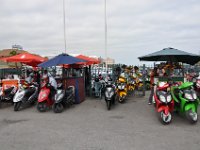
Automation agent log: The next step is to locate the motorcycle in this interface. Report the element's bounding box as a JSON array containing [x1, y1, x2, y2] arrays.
[[154, 82, 174, 124], [0, 84, 18, 107], [171, 82, 199, 124], [135, 77, 144, 91], [53, 83, 75, 113], [104, 81, 115, 110], [37, 80, 54, 112], [116, 77, 127, 103], [13, 82, 38, 111]]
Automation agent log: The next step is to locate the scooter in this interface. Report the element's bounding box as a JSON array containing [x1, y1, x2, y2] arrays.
[[154, 82, 174, 124], [171, 82, 199, 124], [0, 84, 18, 107], [13, 82, 38, 111], [127, 79, 135, 96], [116, 77, 127, 103], [37, 80, 54, 112], [52, 83, 75, 113], [104, 81, 115, 110], [193, 75, 200, 98]]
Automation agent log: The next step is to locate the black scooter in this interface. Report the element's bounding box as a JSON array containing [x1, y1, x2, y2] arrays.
[[0, 85, 18, 107]]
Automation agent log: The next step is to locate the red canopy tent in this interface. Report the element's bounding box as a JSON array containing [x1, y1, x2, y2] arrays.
[[76, 54, 100, 65], [1, 53, 47, 67]]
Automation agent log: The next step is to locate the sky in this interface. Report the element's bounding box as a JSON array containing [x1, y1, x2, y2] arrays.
[[0, 0, 200, 65]]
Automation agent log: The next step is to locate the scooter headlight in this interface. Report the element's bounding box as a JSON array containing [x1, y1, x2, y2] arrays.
[[41, 93, 47, 99], [167, 95, 172, 102], [118, 85, 125, 90], [55, 93, 64, 101], [185, 93, 193, 100], [159, 95, 166, 103]]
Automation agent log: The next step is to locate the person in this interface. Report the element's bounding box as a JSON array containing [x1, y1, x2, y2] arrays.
[[43, 69, 48, 79], [157, 65, 165, 77], [34, 70, 41, 89], [25, 72, 34, 84], [98, 74, 103, 80], [42, 71, 57, 100], [148, 67, 158, 105]]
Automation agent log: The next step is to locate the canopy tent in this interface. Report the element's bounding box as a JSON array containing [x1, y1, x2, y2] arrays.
[[38, 53, 86, 68], [138, 47, 200, 65], [1, 53, 46, 67], [76, 55, 100, 65]]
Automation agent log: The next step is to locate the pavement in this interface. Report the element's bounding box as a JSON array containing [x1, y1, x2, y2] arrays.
[[0, 92, 200, 150]]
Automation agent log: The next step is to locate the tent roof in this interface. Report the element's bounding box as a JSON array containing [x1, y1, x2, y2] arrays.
[[38, 53, 86, 68], [138, 47, 200, 65], [76, 54, 100, 65]]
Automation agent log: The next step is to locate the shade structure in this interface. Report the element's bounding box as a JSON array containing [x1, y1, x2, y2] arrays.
[[76, 54, 100, 65], [38, 53, 86, 68], [1, 53, 46, 67], [138, 47, 200, 65]]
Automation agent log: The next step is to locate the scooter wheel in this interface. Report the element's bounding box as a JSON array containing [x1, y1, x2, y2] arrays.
[[159, 111, 172, 125], [37, 102, 47, 112], [186, 110, 198, 124], [106, 101, 111, 110], [118, 96, 125, 103], [53, 103, 64, 113], [14, 102, 22, 111]]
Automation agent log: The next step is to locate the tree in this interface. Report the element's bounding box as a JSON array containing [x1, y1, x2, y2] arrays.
[[9, 50, 17, 56]]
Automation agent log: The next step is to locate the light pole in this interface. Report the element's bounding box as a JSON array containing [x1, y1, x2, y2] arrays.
[[63, 0, 67, 53], [104, 0, 108, 74]]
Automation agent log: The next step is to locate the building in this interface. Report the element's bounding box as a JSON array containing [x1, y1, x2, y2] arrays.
[[100, 57, 115, 65]]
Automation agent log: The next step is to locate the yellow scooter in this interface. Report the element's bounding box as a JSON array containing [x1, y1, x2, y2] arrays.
[[116, 77, 127, 103]]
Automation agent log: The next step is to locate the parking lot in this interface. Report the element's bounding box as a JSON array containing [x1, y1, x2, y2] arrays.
[[0, 92, 200, 150]]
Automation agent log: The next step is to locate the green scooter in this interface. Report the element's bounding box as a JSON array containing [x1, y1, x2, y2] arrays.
[[171, 82, 199, 124]]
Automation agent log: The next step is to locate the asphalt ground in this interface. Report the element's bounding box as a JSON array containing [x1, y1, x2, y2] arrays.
[[0, 91, 200, 150]]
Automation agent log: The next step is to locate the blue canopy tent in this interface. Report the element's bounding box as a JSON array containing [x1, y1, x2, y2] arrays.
[[38, 53, 86, 67]]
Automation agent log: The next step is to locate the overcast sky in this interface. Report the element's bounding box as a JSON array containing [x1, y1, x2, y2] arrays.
[[0, 0, 200, 65]]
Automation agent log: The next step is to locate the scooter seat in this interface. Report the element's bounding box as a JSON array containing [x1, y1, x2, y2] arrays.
[[25, 88, 36, 97]]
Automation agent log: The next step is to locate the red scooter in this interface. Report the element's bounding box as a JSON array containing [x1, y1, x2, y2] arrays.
[[37, 80, 54, 112], [193, 75, 200, 98], [153, 82, 174, 124]]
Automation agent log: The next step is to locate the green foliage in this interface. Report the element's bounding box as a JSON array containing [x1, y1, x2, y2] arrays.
[[10, 50, 17, 56]]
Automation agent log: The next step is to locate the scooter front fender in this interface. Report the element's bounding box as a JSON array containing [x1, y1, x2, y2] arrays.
[[158, 105, 169, 115], [119, 91, 127, 97], [185, 103, 196, 113], [38, 89, 50, 103], [13, 90, 25, 103]]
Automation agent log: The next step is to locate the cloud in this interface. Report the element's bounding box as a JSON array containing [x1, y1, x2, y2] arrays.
[[0, 0, 200, 65]]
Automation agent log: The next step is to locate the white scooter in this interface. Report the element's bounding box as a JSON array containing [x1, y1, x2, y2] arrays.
[[13, 82, 38, 111]]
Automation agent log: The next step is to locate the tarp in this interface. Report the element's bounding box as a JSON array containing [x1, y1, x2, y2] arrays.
[[138, 47, 200, 65], [38, 53, 86, 68], [76, 54, 100, 65]]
